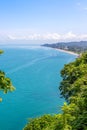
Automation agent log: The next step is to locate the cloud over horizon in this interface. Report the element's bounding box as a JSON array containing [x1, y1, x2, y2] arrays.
[[0, 31, 87, 44]]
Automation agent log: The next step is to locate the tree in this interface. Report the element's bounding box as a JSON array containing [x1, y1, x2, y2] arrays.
[[0, 50, 15, 102], [23, 52, 87, 130], [59, 52, 87, 129], [59, 52, 87, 101]]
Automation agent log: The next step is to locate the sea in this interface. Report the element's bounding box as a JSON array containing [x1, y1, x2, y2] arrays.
[[0, 45, 76, 130]]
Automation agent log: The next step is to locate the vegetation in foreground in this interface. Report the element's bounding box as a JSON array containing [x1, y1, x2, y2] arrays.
[[0, 50, 15, 102], [23, 52, 87, 130]]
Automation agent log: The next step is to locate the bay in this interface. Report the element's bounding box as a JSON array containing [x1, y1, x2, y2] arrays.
[[0, 45, 76, 130]]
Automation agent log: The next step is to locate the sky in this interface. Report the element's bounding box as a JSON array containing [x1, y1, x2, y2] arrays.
[[0, 0, 87, 44]]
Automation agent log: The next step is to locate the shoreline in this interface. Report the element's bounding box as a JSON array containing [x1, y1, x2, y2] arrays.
[[54, 48, 79, 56], [42, 45, 79, 56]]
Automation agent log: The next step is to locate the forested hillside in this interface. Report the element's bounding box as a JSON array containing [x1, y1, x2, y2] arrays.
[[23, 52, 87, 130], [42, 41, 87, 53]]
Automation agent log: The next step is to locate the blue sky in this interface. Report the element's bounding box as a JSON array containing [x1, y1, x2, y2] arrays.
[[0, 0, 87, 44]]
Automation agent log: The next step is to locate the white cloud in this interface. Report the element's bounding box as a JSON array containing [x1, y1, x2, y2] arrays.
[[78, 34, 87, 40], [1, 32, 87, 43], [7, 33, 61, 41], [42, 33, 61, 40], [62, 32, 76, 40], [7, 32, 76, 41]]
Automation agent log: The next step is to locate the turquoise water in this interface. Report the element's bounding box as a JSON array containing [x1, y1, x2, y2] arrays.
[[0, 45, 76, 130]]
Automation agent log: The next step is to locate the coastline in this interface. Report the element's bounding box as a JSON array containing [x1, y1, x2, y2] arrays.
[[42, 45, 79, 56], [55, 48, 79, 56]]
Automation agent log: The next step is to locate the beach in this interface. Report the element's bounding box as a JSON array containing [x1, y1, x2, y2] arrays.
[[55, 48, 79, 56]]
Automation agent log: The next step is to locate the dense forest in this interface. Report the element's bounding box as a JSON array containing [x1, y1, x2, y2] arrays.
[[42, 41, 87, 53], [23, 52, 87, 130]]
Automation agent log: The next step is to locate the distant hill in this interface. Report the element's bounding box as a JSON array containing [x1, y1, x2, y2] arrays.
[[42, 41, 87, 53]]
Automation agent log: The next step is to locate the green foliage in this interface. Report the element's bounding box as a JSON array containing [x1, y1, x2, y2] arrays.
[[23, 52, 87, 130], [0, 50, 4, 54], [60, 52, 87, 101], [0, 50, 15, 102], [23, 115, 58, 130], [0, 70, 15, 93]]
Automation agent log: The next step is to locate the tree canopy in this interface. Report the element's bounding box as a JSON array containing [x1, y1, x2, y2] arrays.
[[23, 52, 87, 130], [0, 50, 15, 102]]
